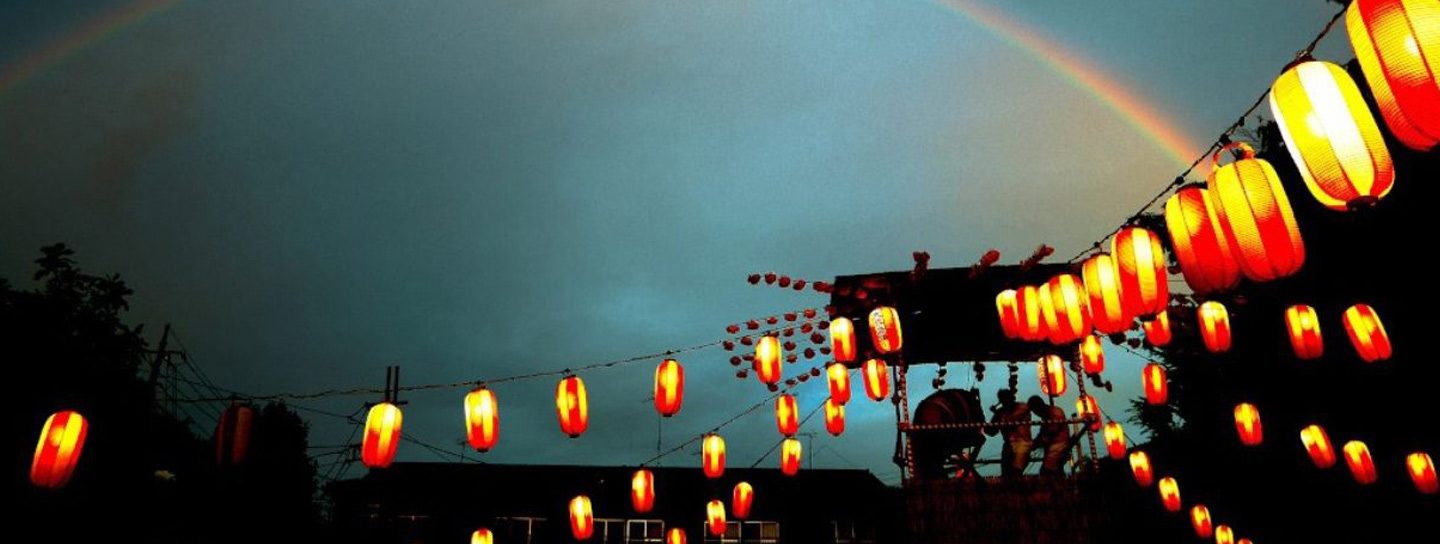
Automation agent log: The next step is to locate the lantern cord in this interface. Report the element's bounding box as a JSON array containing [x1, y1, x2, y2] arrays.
[[748, 394, 829, 468], [639, 365, 823, 467], [1066, 5, 1347, 264]]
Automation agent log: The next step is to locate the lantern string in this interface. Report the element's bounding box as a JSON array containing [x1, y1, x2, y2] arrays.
[[639, 364, 824, 467], [1066, 5, 1348, 264], [748, 393, 829, 468]]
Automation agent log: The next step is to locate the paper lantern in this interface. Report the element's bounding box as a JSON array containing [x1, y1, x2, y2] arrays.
[[1038, 355, 1067, 396], [632, 469, 655, 513], [1301, 424, 1338, 468], [1015, 285, 1048, 341], [1237, 539, 1253, 544], [996, 290, 1021, 339], [707, 499, 727, 537], [362, 402, 403, 469], [471, 528, 493, 544], [1344, 440, 1378, 484], [703, 434, 726, 479], [1112, 227, 1169, 318], [1343, 304, 1392, 363], [570, 495, 594, 540], [1130, 451, 1154, 487], [1191, 504, 1214, 539], [1207, 142, 1305, 281], [1165, 186, 1240, 294], [1285, 305, 1325, 360], [825, 399, 846, 436], [1082, 254, 1133, 334], [666, 528, 687, 544], [831, 317, 857, 362], [869, 306, 903, 353], [827, 363, 852, 405], [755, 336, 783, 384], [1079, 335, 1105, 375], [1040, 274, 1092, 344], [1407, 452, 1438, 494], [1143, 311, 1173, 347], [1216, 525, 1235, 544], [732, 482, 754, 519], [30, 410, 88, 489], [1272, 60, 1395, 209], [1143, 363, 1168, 405], [1348, 0, 1440, 151], [1198, 301, 1232, 353], [862, 358, 890, 401], [465, 387, 499, 452], [1234, 403, 1263, 446], [654, 359, 684, 417], [775, 394, 799, 437], [1104, 422, 1127, 460], [1075, 395, 1101, 432], [781, 438, 802, 476], [556, 376, 589, 438], [216, 403, 254, 468], [1158, 476, 1182, 512]]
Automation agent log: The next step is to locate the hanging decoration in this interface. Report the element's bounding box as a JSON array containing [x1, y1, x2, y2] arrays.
[[1191, 504, 1214, 539], [830, 317, 857, 362], [556, 376, 589, 438], [1082, 253, 1133, 334], [1271, 59, 1395, 209], [775, 394, 799, 437], [868, 306, 903, 353], [827, 363, 852, 405], [1342, 304, 1393, 363], [570, 495, 594, 540], [1079, 335, 1105, 375], [862, 359, 890, 401], [1075, 395, 1101, 431], [1301, 424, 1338, 469], [1143, 363, 1168, 405], [1216, 525, 1236, 544], [1165, 186, 1241, 294], [755, 336, 784, 385], [1130, 451, 1155, 487], [1285, 304, 1325, 360], [465, 387, 500, 452], [1198, 301, 1233, 353], [362, 403, 403, 469], [654, 359, 684, 417], [1347, 0, 1440, 151], [471, 529, 493, 544], [1234, 403, 1263, 446], [666, 528, 687, 544], [1015, 285, 1048, 341], [1344, 440, 1378, 484], [29, 410, 88, 489], [1112, 227, 1169, 319], [703, 434, 726, 479], [1207, 142, 1305, 281], [707, 500, 727, 537], [1040, 274, 1092, 344], [1158, 476, 1182, 512], [632, 469, 655, 513], [996, 289, 1021, 339], [1038, 355, 1068, 396], [825, 399, 846, 436], [781, 438, 802, 476], [1143, 311, 1173, 347], [732, 482, 754, 520], [1104, 422, 1127, 460], [1407, 452, 1438, 494], [216, 403, 254, 468]]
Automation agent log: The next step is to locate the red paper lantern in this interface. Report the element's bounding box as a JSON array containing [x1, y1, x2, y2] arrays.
[[1207, 142, 1305, 281], [775, 394, 799, 437], [1216, 525, 1235, 544], [1079, 335, 1105, 375], [1075, 395, 1100, 432], [362, 402, 403, 469], [465, 387, 499, 452], [703, 434, 726, 479], [1342, 304, 1392, 363], [1301, 424, 1338, 469], [1344, 440, 1378, 484], [666, 528, 687, 544], [732, 482, 754, 520], [1082, 253, 1133, 334], [1272, 58, 1396, 207], [827, 363, 852, 405], [471, 528, 493, 544], [1165, 186, 1240, 294], [862, 358, 890, 401], [1347, 0, 1440, 151], [29, 410, 88, 489], [1158, 476, 1182, 512], [781, 438, 802, 476], [869, 306, 903, 353], [632, 469, 655, 513], [1143, 364, 1168, 405], [1191, 504, 1214, 539], [1198, 301, 1232, 353], [1234, 403, 1263, 446], [831, 318, 857, 362], [996, 289, 1021, 339], [825, 399, 846, 436], [1104, 422, 1127, 460], [755, 336, 784, 384], [1015, 285, 1048, 341], [1285, 305, 1325, 360], [1040, 274, 1092, 344], [707, 499, 727, 536], [1038, 355, 1067, 396], [570, 495, 594, 540], [1130, 451, 1154, 487], [556, 376, 589, 438], [216, 403, 254, 468], [1407, 452, 1438, 494], [1143, 311, 1172, 347], [1112, 227, 1169, 319], [654, 359, 684, 417]]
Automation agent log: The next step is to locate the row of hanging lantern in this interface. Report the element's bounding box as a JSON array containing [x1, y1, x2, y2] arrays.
[[1119, 449, 1265, 542], [567, 477, 758, 540]]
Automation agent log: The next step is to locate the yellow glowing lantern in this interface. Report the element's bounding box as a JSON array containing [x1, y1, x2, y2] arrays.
[[707, 499, 727, 536], [1166, 186, 1240, 294], [30, 410, 88, 489], [831, 317, 857, 362], [1040, 274, 1092, 344], [1234, 403, 1263, 446], [1301, 424, 1338, 468], [465, 387, 499, 452], [1344, 440, 1378, 484], [1082, 254, 1133, 334], [996, 289, 1021, 339], [862, 358, 890, 401], [1285, 305, 1324, 360], [1143, 363, 1168, 405], [1158, 476, 1182, 512], [1216, 525, 1235, 544], [732, 481, 754, 519], [1038, 355, 1067, 396], [755, 336, 783, 385], [1104, 422, 1127, 460], [654, 359, 684, 417], [775, 394, 799, 437], [703, 434, 726, 479], [1015, 285, 1048, 341], [1191, 504, 1213, 539], [471, 528, 493, 544], [1348, 0, 1440, 151], [1343, 304, 1392, 363], [827, 363, 852, 405], [1112, 227, 1169, 319], [1143, 311, 1172, 347], [1075, 395, 1101, 432], [1207, 142, 1305, 281], [666, 528, 687, 544], [825, 399, 846, 436], [1198, 301, 1232, 353], [1407, 452, 1437, 494], [1079, 335, 1105, 375], [1130, 451, 1154, 487], [570, 495, 594, 540], [869, 306, 903, 353], [632, 469, 655, 513], [362, 402, 403, 469], [781, 438, 802, 476], [556, 376, 589, 438], [1272, 60, 1395, 209]]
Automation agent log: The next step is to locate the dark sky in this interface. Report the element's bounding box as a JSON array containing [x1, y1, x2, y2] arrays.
[[0, 0, 1352, 484]]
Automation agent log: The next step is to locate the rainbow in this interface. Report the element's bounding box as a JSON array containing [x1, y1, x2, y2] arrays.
[[932, 0, 1202, 166], [0, 0, 185, 98]]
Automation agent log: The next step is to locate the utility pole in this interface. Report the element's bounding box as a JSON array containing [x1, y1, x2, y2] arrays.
[[147, 323, 172, 392]]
